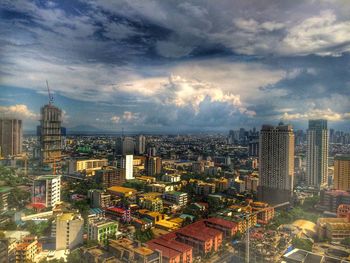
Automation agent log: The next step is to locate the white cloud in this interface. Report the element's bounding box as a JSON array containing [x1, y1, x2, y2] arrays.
[[281, 108, 350, 121], [282, 10, 350, 55], [0, 104, 38, 120]]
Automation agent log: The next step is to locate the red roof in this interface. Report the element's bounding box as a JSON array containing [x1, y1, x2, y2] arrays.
[[147, 241, 181, 260], [205, 217, 237, 229], [106, 207, 125, 213], [30, 203, 46, 209]]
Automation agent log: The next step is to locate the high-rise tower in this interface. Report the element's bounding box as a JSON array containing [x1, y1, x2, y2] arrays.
[[135, 135, 146, 155], [306, 119, 328, 188], [0, 119, 22, 157], [38, 104, 62, 170], [258, 123, 294, 205]]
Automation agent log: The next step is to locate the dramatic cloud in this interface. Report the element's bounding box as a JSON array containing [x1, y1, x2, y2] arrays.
[[0, 0, 349, 131], [282, 108, 350, 121], [0, 104, 38, 120]]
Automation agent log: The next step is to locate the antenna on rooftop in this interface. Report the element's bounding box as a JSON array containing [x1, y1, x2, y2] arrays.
[[46, 80, 54, 105]]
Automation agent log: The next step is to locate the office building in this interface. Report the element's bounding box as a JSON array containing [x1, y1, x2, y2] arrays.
[[38, 104, 62, 170], [135, 135, 146, 155], [145, 156, 162, 176], [53, 212, 84, 250], [116, 136, 134, 155], [88, 218, 118, 244], [333, 155, 350, 191], [306, 119, 329, 188], [95, 166, 126, 188], [119, 155, 134, 180], [258, 124, 294, 205], [32, 175, 61, 208], [0, 119, 22, 157]]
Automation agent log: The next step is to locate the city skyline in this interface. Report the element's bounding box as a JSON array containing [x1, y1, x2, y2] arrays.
[[1, 1, 350, 132]]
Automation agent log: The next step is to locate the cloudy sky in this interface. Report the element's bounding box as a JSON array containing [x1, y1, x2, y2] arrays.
[[1, 0, 350, 132]]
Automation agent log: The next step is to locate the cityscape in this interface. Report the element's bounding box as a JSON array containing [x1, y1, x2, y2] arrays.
[[1, 1, 350, 263]]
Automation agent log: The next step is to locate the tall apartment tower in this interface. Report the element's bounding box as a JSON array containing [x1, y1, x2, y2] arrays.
[[135, 135, 146, 155], [119, 155, 134, 180], [0, 119, 22, 157], [306, 119, 328, 188], [116, 136, 134, 155], [333, 155, 350, 191], [145, 156, 162, 176], [258, 123, 294, 205], [38, 104, 62, 169]]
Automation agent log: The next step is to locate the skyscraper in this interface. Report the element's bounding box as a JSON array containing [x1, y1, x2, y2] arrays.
[[38, 104, 62, 170], [135, 135, 146, 155], [258, 123, 294, 205], [333, 155, 350, 191], [115, 136, 134, 155], [0, 119, 22, 157], [306, 119, 328, 188], [145, 156, 162, 176], [119, 155, 134, 180]]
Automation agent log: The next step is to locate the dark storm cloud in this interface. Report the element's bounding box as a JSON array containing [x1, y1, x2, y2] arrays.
[[0, 0, 349, 131]]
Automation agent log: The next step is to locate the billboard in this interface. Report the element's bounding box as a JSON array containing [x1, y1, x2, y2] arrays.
[[33, 179, 47, 206]]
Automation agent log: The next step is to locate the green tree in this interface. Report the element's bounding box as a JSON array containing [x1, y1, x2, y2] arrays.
[[341, 237, 350, 247], [292, 237, 313, 251], [66, 250, 83, 263]]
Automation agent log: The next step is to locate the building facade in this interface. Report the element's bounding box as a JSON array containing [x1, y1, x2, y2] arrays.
[[38, 104, 62, 170], [333, 155, 350, 191], [0, 119, 22, 157], [53, 212, 84, 250], [258, 124, 294, 205], [32, 175, 61, 208], [306, 119, 328, 188]]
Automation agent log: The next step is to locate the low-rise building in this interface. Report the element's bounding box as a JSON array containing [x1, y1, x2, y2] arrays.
[[68, 158, 108, 176], [162, 191, 188, 207], [15, 236, 41, 263], [317, 216, 350, 241], [0, 186, 13, 211], [88, 218, 118, 244], [109, 238, 162, 263], [88, 189, 112, 208], [250, 202, 275, 225], [107, 186, 137, 198], [162, 174, 181, 183], [95, 166, 126, 188]]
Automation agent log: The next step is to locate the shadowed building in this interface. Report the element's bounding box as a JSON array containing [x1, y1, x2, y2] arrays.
[[258, 123, 294, 205], [0, 119, 22, 157]]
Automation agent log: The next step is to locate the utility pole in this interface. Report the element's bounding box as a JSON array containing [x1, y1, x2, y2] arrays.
[[244, 201, 290, 263]]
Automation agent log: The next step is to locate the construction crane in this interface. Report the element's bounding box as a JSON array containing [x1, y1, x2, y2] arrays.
[[242, 201, 290, 263], [46, 80, 54, 105]]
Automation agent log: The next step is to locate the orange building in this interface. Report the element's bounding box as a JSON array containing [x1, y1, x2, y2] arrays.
[[251, 202, 275, 225], [337, 204, 350, 218]]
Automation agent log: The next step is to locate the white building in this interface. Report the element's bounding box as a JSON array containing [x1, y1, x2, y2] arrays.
[[307, 119, 328, 188], [162, 191, 188, 206], [162, 174, 181, 182], [120, 155, 134, 180], [53, 212, 84, 250], [32, 175, 61, 207]]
